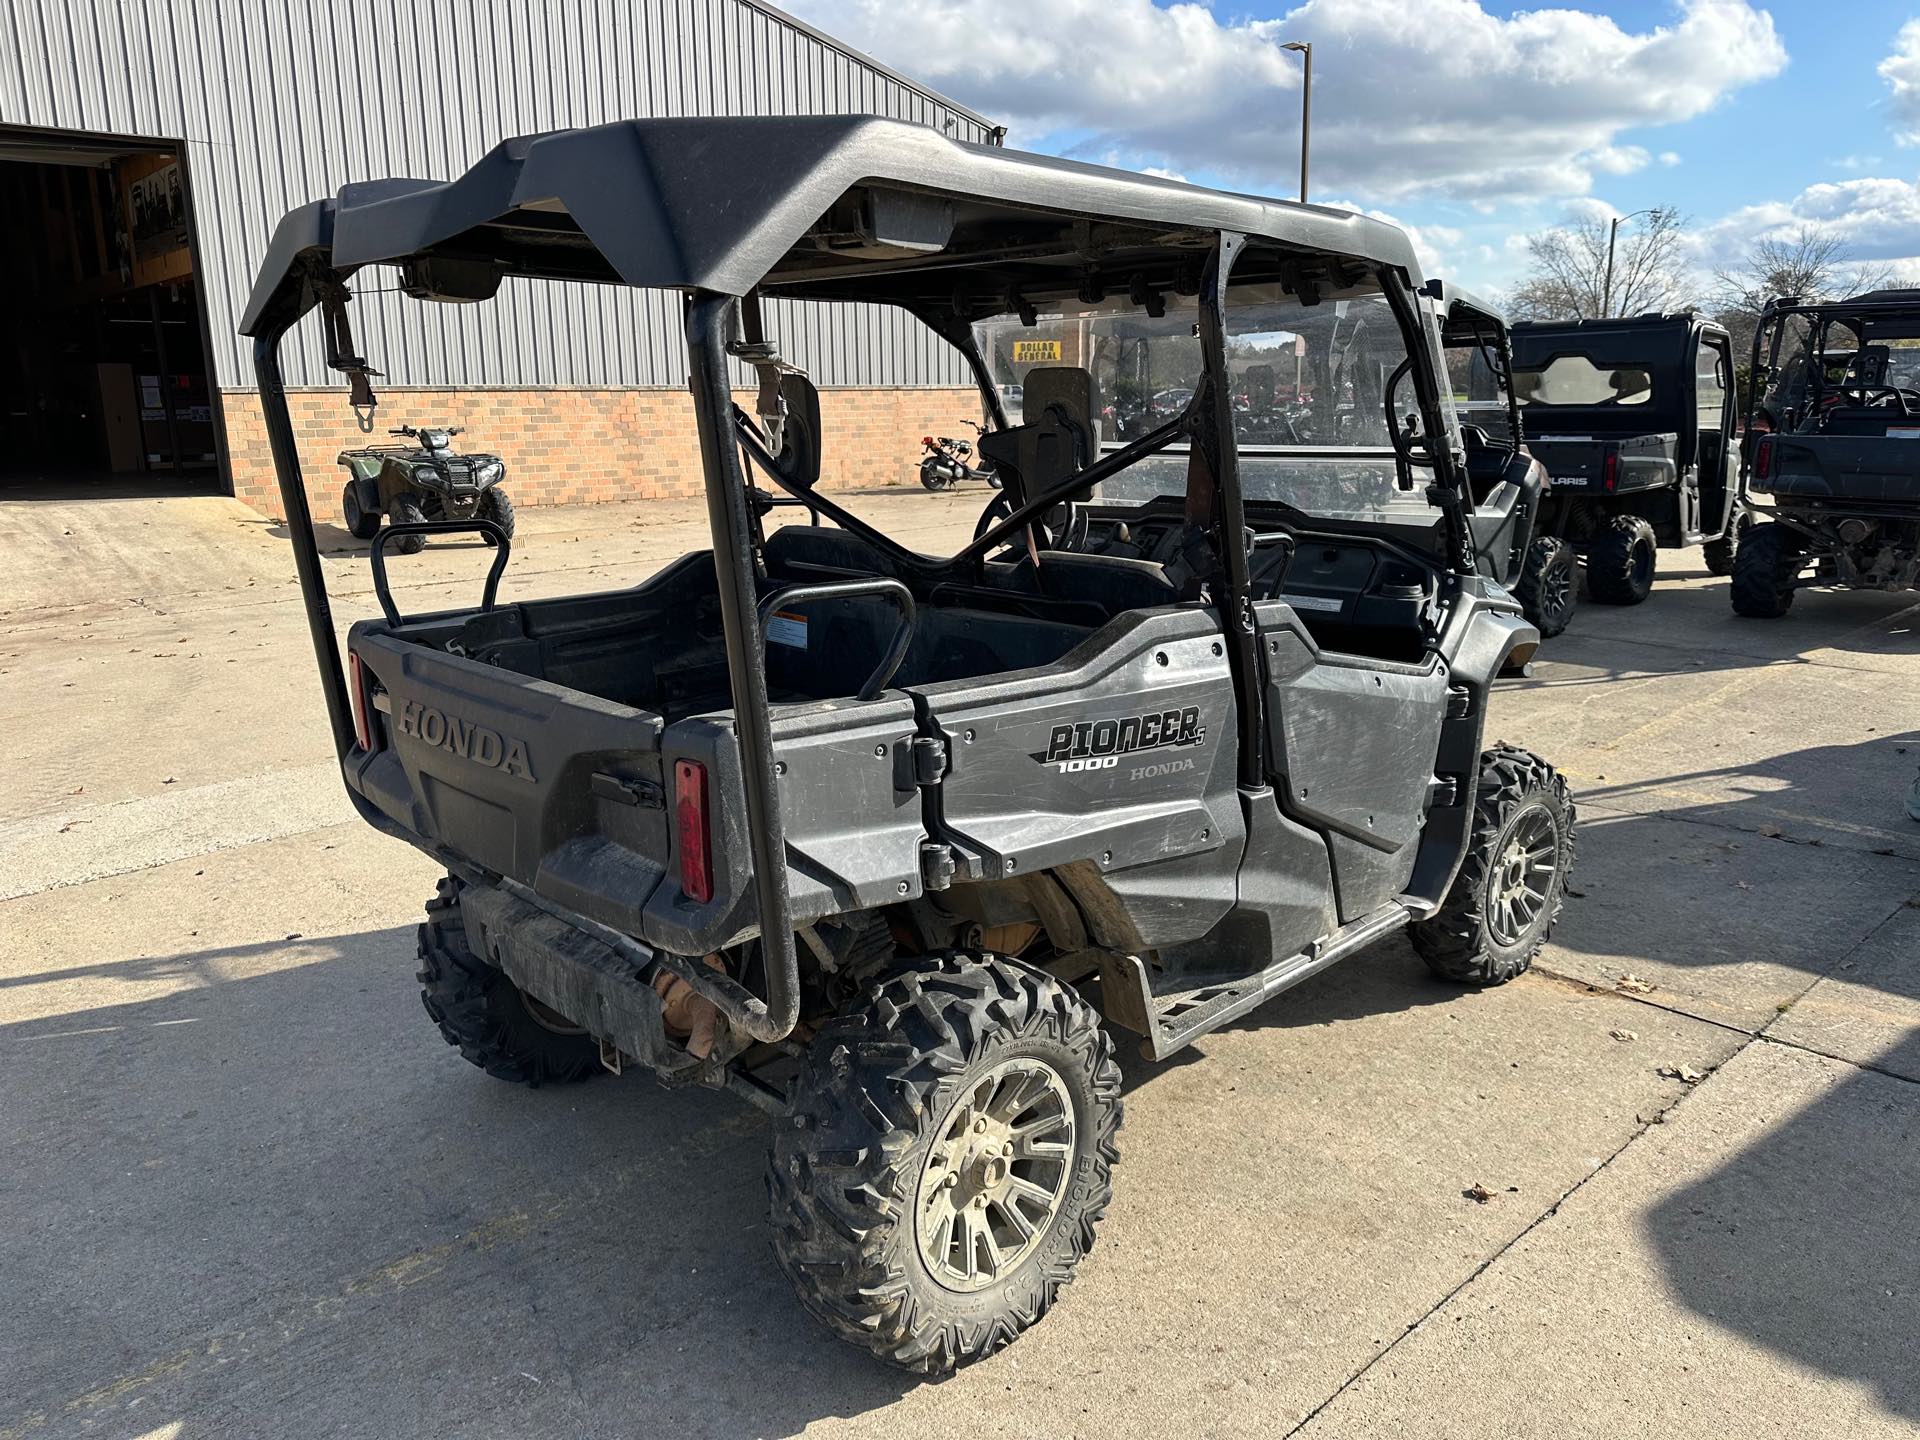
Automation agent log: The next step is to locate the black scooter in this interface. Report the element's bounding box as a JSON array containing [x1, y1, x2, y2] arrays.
[[918, 421, 1001, 491]]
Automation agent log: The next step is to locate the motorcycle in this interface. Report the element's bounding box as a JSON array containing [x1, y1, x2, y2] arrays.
[[918, 421, 1002, 491], [336, 424, 514, 554]]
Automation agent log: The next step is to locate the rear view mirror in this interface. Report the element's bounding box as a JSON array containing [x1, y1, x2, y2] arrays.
[[400, 257, 503, 304]]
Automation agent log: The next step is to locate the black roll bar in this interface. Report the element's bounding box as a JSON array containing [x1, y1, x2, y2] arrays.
[[686, 292, 801, 1044], [254, 329, 356, 761], [757, 578, 916, 701], [368, 519, 511, 627]]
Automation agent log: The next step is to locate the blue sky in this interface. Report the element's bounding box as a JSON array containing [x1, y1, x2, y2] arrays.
[[789, 1, 1920, 296]]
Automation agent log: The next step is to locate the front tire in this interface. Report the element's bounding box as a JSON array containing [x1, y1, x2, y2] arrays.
[[480, 486, 516, 542], [1514, 535, 1577, 638], [388, 494, 428, 555], [1702, 509, 1751, 577], [416, 877, 601, 1085], [1585, 514, 1657, 605], [769, 953, 1122, 1374], [1730, 521, 1801, 618], [1410, 747, 1576, 986]]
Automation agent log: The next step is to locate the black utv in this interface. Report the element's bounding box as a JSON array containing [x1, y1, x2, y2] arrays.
[[243, 116, 1576, 1373], [1428, 282, 1571, 637], [1511, 312, 1745, 603], [1733, 289, 1920, 616]]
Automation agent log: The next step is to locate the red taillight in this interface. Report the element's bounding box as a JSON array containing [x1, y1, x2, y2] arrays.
[[921, 435, 934, 446], [675, 758, 712, 903], [1601, 450, 1619, 492], [1754, 436, 1775, 480], [348, 651, 373, 751]]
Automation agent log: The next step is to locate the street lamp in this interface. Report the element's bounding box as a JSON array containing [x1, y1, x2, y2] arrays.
[[1601, 207, 1657, 319], [1281, 41, 1311, 204]]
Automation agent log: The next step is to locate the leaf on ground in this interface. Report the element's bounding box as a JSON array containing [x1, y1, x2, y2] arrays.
[[1616, 974, 1656, 995], [1463, 1183, 1494, 1204], [1735, 880, 1751, 890], [1759, 825, 1782, 838], [1609, 1028, 1638, 1042], [1658, 1063, 1706, 1084], [1564, 885, 1588, 899]]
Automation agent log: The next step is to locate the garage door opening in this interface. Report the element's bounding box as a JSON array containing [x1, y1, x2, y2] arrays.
[[0, 126, 223, 498]]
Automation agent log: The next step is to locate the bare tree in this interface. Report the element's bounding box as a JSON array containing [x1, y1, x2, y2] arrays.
[[1711, 226, 1898, 356], [1507, 206, 1694, 321]]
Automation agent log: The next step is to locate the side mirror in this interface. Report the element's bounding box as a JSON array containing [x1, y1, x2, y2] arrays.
[[771, 374, 822, 490]]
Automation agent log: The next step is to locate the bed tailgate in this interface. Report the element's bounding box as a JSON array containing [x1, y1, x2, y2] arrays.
[[345, 631, 672, 927]]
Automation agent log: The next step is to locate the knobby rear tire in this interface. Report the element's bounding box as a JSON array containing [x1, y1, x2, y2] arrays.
[[1585, 514, 1657, 605], [1730, 521, 1801, 618], [416, 877, 601, 1086], [768, 952, 1121, 1374]]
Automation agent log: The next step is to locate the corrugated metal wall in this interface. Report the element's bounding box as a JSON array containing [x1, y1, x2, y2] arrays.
[[0, 0, 989, 390]]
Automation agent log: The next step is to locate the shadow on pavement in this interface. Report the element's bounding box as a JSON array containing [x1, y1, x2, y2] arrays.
[[0, 916, 1498, 1438], [1647, 1031, 1920, 1425]]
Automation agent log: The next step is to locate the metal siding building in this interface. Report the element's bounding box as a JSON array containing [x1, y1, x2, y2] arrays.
[[0, 0, 991, 398]]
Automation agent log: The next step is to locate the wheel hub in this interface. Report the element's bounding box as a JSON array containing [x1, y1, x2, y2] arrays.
[[915, 1057, 1075, 1292], [1486, 804, 1559, 947]]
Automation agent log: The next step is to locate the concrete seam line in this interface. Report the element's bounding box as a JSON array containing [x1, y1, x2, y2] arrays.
[[1280, 897, 1920, 1437], [1278, 1036, 1749, 1439], [1754, 1031, 1920, 1089], [1744, 894, 1920, 1087], [1531, 965, 1760, 1039]]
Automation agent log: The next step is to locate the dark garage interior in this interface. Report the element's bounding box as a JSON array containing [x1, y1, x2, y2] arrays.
[[0, 126, 221, 496]]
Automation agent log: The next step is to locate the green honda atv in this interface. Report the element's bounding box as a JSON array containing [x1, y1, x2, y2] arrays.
[[336, 423, 514, 553]]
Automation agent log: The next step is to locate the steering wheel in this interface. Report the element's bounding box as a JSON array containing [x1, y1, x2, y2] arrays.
[[1828, 385, 1917, 416], [973, 494, 1091, 558]]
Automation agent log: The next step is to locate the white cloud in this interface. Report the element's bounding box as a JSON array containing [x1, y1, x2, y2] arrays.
[[1692, 174, 1920, 271], [788, 0, 1785, 205], [1882, 20, 1920, 146], [1659, 151, 1684, 166]]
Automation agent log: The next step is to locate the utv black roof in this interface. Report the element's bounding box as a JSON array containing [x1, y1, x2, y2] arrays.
[[1513, 311, 1724, 336], [1423, 279, 1507, 344], [241, 114, 1424, 335]]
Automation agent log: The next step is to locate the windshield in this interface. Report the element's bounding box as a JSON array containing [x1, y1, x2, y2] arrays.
[[973, 278, 1437, 520], [1513, 354, 1652, 408]]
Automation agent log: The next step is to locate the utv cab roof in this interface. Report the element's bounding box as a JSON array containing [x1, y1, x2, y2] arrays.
[[241, 114, 1425, 335], [1423, 280, 1508, 345]]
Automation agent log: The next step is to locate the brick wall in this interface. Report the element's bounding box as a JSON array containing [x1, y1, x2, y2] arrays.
[[221, 386, 987, 520]]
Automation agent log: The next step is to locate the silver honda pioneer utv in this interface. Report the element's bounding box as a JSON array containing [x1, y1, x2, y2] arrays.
[[243, 116, 1576, 1374]]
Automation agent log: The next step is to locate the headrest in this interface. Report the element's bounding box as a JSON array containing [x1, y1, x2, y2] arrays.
[[1023, 366, 1095, 446]]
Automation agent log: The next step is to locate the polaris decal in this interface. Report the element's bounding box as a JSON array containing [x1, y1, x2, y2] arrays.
[[1034, 707, 1206, 774], [396, 699, 536, 781]]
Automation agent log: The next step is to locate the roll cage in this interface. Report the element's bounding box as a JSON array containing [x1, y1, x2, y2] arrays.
[[243, 114, 1475, 1048], [1744, 288, 1920, 442]]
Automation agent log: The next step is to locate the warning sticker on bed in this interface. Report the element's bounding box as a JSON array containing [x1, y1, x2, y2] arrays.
[[1282, 592, 1345, 614], [766, 611, 809, 648]]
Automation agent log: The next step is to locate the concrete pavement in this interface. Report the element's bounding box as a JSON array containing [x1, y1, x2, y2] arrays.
[[2, 493, 1916, 1438]]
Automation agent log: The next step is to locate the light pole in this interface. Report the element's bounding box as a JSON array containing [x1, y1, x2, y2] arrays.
[[1601, 207, 1656, 319], [1282, 41, 1311, 203]]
